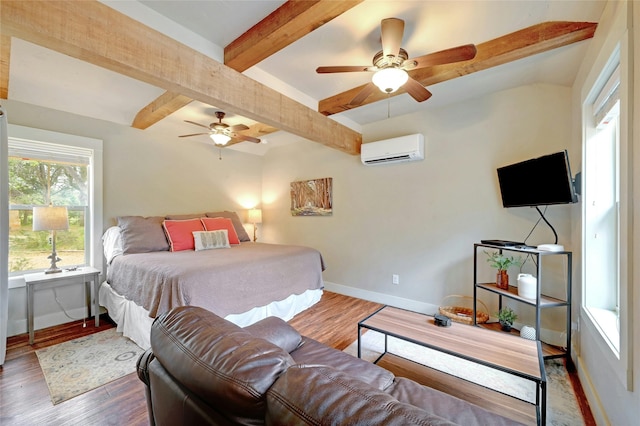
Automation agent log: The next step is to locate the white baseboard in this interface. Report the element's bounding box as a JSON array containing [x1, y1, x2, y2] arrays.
[[323, 281, 439, 314], [574, 351, 608, 425], [8, 307, 89, 337]]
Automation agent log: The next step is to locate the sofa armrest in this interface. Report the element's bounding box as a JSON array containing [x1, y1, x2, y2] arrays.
[[151, 306, 294, 424], [243, 316, 302, 353], [136, 349, 157, 426]]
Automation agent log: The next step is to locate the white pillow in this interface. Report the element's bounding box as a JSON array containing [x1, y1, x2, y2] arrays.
[[102, 226, 124, 264], [192, 230, 230, 251]]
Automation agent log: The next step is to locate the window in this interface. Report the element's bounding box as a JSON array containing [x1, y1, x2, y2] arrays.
[[584, 73, 620, 352], [582, 41, 633, 392], [7, 125, 103, 278]]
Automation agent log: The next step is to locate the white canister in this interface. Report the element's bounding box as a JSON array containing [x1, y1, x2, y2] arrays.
[[517, 273, 538, 299], [520, 325, 537, 340]]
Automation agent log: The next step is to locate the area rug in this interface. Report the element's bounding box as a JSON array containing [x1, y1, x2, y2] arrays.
[[344, 330, 585, 426], [35, 329, 144, 405]]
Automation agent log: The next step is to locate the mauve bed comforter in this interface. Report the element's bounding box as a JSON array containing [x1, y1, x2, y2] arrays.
[[107, 242, 325, 318]]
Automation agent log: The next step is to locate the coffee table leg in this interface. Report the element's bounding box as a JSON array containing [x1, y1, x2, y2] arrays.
[[357, 326, 362, 358], [541, 380, 547, 425]]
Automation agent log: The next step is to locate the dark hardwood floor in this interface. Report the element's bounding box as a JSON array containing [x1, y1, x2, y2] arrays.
[[1, 291, 593, 425]]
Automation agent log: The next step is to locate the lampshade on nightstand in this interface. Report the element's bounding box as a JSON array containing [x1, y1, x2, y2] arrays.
[[248, 208, 262, 242], [33, 205, 69, 274]]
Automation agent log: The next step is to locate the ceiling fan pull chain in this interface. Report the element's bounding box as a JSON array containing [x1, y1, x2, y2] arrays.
[[218, 148, 222, 160], [387, 94, 391, 119]]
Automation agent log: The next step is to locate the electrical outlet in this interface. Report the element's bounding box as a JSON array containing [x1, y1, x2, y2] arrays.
[[392, 274, 400, 285]]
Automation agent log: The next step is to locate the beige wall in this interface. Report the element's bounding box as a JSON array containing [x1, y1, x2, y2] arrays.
[[262, 83, 573, 327]]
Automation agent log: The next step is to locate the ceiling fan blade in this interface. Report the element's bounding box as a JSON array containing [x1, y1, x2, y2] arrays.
[[184, 120, 212, 130], [348, 82, 377, 106], [381, 18, 404, 59], [406, 44, 477, 70], [316, 65, 375, 74], [179, 132, 210, 138], [404, 77, 432, 102], [228, 123, 250, 132]]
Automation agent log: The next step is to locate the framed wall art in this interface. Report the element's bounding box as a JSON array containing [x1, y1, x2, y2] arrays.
[[290, 177, 332, 216]]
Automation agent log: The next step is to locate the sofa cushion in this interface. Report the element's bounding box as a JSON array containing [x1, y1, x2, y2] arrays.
[[289, 337, 394, 391], [243, 316, 302, 353], [151, 306, 294, 425], [265, 365, 458, 426], [387, 377, 522, 426]]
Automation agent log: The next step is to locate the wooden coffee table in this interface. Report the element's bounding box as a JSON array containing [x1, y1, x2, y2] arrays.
[[358, 305, 546, 425]]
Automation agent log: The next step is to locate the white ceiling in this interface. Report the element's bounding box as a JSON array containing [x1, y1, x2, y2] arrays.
[[7, 0, 607, 155]]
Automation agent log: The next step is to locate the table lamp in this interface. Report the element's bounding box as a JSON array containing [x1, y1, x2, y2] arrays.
[[32, 205, 69, 274], [248, 208, 262, 242]]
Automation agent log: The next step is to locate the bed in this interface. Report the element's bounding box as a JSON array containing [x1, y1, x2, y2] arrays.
[[99, 211, 324, 349]]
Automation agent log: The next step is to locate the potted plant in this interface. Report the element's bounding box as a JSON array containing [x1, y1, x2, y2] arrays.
[[484, 250, 523, 290], [497, 307, 518, 332]]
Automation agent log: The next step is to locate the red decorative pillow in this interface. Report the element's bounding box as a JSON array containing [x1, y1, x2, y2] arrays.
[[163, 219, 204, 251], [200, 217, 240, 245]]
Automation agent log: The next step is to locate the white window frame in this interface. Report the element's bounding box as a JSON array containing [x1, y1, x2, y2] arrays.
[[580, 34, 633, 390], [7, 125, 103, 289]]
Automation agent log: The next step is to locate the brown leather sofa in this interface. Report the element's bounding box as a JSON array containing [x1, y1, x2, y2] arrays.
[[137, 306, 522, 425]]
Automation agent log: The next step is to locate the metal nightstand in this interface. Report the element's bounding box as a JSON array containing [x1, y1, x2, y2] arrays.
[[24, 266, 101, 344]]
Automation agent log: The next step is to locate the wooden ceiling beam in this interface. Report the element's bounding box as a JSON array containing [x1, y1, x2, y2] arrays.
[[132, 91, 192, 130], [0, 0, 361, 154], [133, 0, 362, 138], [318, 21, 598, 116], [240, 122, 279, 140], [1, 35, 10, 99], [225, 0, 363, 73]]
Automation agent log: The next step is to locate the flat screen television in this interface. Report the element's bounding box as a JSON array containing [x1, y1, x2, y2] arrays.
[[496, 150, 578, 208]]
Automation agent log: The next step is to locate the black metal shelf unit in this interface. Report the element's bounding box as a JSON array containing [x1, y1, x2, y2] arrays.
[[473, 243, 572, 362]]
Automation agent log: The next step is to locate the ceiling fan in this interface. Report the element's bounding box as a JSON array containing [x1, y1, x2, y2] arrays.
[[316, 18, 477, 106], [179, 111, 260, 146]]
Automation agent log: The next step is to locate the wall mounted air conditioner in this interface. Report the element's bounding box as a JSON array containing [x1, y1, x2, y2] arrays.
[[361, 134, 424, 165]]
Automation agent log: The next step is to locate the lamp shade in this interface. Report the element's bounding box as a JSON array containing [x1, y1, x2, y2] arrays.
[[210, 133, 231, 145], [372, 67, 408, 94], [33, 206, 69, 231], [248, 208, 262, 224]]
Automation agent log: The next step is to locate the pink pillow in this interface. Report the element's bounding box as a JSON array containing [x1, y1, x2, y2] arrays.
[[200, 217, 240, 245], [163, 219, 204, 251]]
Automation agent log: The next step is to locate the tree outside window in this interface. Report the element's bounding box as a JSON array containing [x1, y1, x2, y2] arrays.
[[8, 157, 88, 273]]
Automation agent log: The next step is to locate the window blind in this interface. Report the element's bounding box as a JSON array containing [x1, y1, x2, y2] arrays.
[[8, 138, 92, 165], [592, 63, 620, 129]]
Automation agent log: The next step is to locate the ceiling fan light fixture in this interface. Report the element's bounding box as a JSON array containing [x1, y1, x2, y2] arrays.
[[210, 133, 231, 145], [372, 67, 408, 94]]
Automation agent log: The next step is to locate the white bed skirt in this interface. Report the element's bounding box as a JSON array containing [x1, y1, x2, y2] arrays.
[[99, 281, 323, 349]]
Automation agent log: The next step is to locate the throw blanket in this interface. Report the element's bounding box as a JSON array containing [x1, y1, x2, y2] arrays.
[[107, 243, 325, 318]]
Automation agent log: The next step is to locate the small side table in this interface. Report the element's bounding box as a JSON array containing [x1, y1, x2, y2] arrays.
[[24, 266, 101, 344]]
